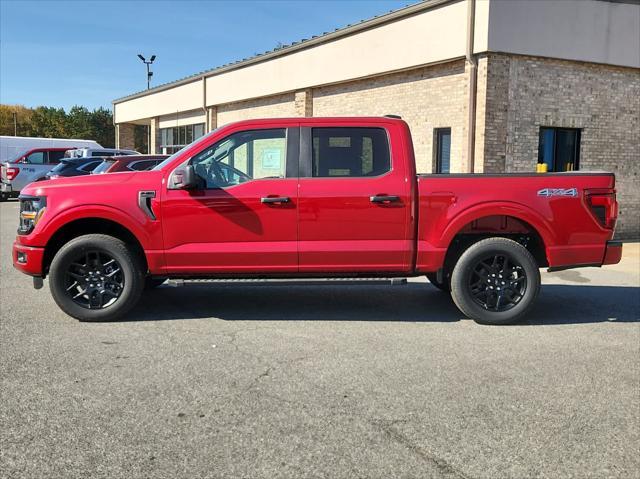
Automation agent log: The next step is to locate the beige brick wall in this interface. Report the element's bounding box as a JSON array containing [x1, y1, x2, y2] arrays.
[[478, 53, 640, 237], [312, 60, 469, 173], [216, 93, 297, 126], [116, 123, 136, 150]]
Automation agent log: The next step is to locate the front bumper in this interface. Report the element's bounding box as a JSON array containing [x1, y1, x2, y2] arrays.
[[602, 240, 623, 265], [13, 241, 45, 277]]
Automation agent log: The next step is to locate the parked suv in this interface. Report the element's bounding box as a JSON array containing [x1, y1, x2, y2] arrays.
[[91, 155, 168, 174], [45, 157, 106, 179]]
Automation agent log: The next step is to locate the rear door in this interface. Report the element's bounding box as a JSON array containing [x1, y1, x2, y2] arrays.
[[297, 122, 413, 273]]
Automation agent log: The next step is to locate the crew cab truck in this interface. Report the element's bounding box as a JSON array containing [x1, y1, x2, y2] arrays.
[[12, 117, 622, 325]]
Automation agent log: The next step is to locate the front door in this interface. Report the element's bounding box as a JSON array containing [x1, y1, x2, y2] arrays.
[[161, 126, 299, 274], [297, 124, 413, 273]]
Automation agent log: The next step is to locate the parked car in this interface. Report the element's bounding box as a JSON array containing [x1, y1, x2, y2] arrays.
[[65, 147, 139, 158], [0, 136, 101, 163], [45, 157, 106, 180], [0, 143, 104, 200], [12, 117, 622, 324], [91, 155, 169, 175]]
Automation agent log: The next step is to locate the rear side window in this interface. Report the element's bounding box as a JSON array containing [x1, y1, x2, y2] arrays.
[[92, 160, 115, 174], [48, 151, 66, 164], [128, 160, 158, 171], [311, 128, 390, 177], [78, 160, 102, 172]]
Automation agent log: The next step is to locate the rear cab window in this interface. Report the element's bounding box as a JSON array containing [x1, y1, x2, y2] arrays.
[[310, 127, 391, 178]]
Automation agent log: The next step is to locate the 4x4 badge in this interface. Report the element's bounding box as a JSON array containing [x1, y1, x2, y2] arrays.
[[537, 188, 578, 198]]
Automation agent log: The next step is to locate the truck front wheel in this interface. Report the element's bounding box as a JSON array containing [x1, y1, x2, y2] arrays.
[[450, 237, 540, 325], [49, 234, 145, 322]]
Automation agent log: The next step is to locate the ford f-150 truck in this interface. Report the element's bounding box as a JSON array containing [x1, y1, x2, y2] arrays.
[[12, 117, 622, 324]]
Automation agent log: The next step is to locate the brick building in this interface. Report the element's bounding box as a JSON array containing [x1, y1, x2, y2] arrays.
[[113, 0, 640, 237]]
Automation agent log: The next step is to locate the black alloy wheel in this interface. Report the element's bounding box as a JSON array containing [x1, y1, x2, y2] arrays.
[[49, 234, 145, 322], [450, 237, 540, 325], [64, 250, 124, 309], [468, 253, 527, 312]]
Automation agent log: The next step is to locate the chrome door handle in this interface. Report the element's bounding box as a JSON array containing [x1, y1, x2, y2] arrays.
[[261, 196, 290, 204]]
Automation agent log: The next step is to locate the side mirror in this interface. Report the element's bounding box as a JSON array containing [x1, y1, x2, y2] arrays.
[[169, 164, 203, 190]]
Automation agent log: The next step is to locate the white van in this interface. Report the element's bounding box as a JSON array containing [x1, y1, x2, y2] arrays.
[[0, 136, 102, 162]]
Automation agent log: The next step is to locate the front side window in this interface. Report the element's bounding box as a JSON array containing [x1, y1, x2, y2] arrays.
[[190, 128, 287, 188], [26, 151, 46, 164], [434, 128, 451, 174], [538, 127, 581, 172], [311, 127, 390, 177]]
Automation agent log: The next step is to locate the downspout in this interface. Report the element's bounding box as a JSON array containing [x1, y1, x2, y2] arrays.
[[202, 76, 208, 132], [466, 0, 477, 173]]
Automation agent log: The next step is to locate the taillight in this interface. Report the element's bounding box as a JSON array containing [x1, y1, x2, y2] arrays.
[[6, 167, 19, 181], [585, 189, 617, 229]]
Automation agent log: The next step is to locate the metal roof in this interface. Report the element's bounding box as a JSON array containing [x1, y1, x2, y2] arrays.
[[112, 0, 455, 104]]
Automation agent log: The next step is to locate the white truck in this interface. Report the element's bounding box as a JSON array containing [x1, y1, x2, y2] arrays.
[[0, 136, 103, 200]]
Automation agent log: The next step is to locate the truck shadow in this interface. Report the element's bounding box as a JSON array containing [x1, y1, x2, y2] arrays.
[[126, 282, 639, 325]]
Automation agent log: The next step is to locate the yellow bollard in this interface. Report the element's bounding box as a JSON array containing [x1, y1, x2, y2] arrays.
[[536, 163, 548, 173]]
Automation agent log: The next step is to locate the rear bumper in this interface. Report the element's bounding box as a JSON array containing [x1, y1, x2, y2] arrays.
[[12, 241, 45, 277], [602, 240, 623, 266]]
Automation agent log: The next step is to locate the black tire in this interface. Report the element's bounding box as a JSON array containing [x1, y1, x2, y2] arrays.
[[450, 237, 540, 325], [426, 272, 450, 292], [49, 234, 145, 322], [145, 277, 167, 289]]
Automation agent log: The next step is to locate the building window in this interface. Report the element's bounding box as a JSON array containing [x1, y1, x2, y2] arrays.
[[538, 127, 581, 172], [310, 127, 390, 177], [434, 128, 451, 174], [160, 123, 206, 154]]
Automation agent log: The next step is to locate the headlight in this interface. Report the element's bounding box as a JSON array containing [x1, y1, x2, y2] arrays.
[[18, 195, 47, 235]]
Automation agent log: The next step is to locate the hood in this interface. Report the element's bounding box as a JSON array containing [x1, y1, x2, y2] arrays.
[[21, 170, 160, 197]]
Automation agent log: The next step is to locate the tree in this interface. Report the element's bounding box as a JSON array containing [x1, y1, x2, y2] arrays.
[[0, 104, 115, 147]]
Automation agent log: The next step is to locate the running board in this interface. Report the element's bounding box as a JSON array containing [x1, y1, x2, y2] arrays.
[[166, 278, 408, 287]]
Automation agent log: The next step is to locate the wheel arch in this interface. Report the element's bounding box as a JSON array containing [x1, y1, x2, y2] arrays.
[[42, 215, 149, 276], [438, 202, 555, 273]]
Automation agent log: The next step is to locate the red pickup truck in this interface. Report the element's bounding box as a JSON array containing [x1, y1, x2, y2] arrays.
[[12, 117, 622, 324]]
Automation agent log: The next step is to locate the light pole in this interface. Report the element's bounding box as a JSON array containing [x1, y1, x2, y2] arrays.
[[137, 54, 156, 90]]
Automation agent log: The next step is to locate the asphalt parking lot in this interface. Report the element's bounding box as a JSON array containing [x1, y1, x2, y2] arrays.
[[1, 199, 638, 479]]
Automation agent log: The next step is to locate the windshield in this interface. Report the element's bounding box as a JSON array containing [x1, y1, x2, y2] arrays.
[[91, 159, 116, 174], [152, 128, 219, 171]]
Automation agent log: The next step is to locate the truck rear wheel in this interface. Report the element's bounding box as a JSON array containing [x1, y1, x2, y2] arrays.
[[49, 234, 145, 322], [450, 237, 540, 325]]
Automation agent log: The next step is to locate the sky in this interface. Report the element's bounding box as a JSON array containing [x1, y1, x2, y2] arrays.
[[0, 0, 411, 111]]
